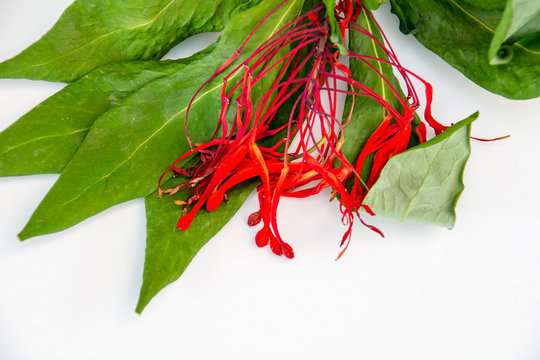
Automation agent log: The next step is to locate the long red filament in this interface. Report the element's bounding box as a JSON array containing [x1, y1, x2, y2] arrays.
[[159, 0, 448, 259]]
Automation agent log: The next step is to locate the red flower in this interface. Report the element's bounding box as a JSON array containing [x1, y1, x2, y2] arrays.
[[159, 0, 446, 259]]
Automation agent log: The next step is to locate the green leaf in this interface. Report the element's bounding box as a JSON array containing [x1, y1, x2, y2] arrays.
[[390, 0, 540, 99], [363, 112, 478, 229], [342, 9, 412, 169], [0, 60, 187, 177], [388, 1, 421, 35], [342, 9, 399, 160], [136, 70, 299, 313], [136, 180, 255, 313], [0, 0, 252, 82], [18, 0, 308, 240], [489, 0, 540, 63], [136, 51, 305, 312]]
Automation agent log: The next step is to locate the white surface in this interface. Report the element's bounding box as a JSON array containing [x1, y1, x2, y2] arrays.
[[1, 1, 540, 359]]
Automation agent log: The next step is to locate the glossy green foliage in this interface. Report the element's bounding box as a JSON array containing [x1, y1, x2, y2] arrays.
[[0, 0, 495, 314], [0, 0, 310, 312], [0, 0, 252, 82], [390, 0, 540, 99], [364, 113, 477, 229], [0, 60, 187, 176], [18, 0, 307, 240]]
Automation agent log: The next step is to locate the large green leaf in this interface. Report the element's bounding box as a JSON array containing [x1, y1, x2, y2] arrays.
[[489, 0, 540, 63], [136, 71, 303, 312], [363, 112, 478, 229], [0, 0, 252, 82], [0, 60, 188, 176], [18, 0, 307, 240], [136, 43, 311, 311], [390, 0, 540, 99]]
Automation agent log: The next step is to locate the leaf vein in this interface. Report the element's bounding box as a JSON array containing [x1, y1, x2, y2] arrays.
[[27, 0, 180, 70], [400, 145, 445, 221], [2, 128, 89, 155], [61, 82, 222, 206]]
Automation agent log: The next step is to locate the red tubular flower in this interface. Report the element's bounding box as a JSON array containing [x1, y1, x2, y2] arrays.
[[159, 0, 448, 259]]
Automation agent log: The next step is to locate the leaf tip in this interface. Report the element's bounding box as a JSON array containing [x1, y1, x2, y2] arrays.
[[17, 230, 30, 241], [135, 300, 146, 315], [18, 220, 45, 241], [444, 216, 456, 230], [134, 306, 144, 315], [135, 283, 157, 314]]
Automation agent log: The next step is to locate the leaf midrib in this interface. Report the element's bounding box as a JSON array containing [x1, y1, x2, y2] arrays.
[[400, 144, 445, 221], [61, 81, 221, 206], [362, 11, 387, 117], [1, 128, 89, 155]]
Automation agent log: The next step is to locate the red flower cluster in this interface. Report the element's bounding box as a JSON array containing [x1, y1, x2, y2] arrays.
[[159, 0, 447, 259]]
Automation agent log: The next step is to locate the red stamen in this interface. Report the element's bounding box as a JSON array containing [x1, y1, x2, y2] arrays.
[[161, 0, 446, 259]]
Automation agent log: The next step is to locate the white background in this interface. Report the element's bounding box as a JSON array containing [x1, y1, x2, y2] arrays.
[[1, 1, 540, 359]]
